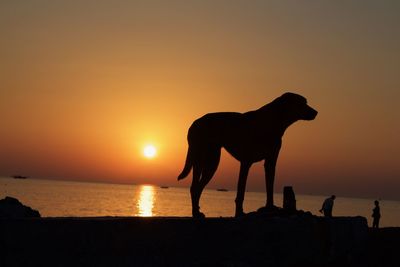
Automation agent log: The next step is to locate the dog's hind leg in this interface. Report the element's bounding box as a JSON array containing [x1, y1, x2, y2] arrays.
[[190, 163, 204, 218], [197, 147, 221, 199], [190, 147, 221, 218]]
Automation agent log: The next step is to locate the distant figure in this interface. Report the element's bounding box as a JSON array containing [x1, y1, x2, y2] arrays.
[[177, 92, 318, 218], [319, 195, 336, 217], [372, 200, 381, 229]]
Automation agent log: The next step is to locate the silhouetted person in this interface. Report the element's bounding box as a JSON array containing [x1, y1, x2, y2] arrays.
[[372, 200, 381, 229], [177, 92, 318, 218], [320, 195, 336, 217]]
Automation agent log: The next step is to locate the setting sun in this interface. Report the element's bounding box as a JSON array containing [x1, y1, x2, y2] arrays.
[[143, 145, 157, 158]]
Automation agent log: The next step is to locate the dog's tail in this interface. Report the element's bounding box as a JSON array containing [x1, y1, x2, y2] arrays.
[[177, 146, 193, 180]]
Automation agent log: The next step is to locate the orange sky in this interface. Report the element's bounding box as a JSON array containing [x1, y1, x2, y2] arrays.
[[1, 1, 399, 200]]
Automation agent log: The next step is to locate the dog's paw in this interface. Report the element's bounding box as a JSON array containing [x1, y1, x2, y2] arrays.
[[234, 211, 246, 218], [192, 211, 206, 219]]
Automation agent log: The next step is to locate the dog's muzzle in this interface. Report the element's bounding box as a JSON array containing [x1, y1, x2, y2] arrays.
[[304, 106, 318, 120]]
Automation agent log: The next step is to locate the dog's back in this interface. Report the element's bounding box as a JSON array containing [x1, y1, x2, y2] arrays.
[[187, 109, 281, 163], [188, 112, 243, 144]]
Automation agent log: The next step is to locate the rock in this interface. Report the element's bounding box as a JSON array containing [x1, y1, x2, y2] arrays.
[[0, 196, 41, 218], [283, 186, 296, 212], [248, 205, 312, 218], [0, 216, 372, 266]]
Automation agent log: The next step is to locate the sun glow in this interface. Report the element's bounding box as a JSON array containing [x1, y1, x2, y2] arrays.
[[136, 185, 155, 217], [143, 144, 157, 158]]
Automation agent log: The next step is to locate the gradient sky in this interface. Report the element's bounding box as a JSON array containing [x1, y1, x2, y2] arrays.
[[1, 1, 399, 200]]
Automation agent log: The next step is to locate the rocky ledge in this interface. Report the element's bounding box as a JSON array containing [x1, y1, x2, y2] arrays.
[[0, 196, 41, 218], [1, 199, 397, 267], [1, 216, 373, 266]]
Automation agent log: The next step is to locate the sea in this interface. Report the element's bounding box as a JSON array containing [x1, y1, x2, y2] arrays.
[[1, 176, 399, 227]]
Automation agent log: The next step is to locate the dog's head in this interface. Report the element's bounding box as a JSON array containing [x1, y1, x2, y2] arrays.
[[275, 92, 318, 121]]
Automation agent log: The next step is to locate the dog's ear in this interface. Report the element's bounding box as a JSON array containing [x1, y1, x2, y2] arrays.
[[275, 93, 308, 108], [277, 92, 317, 120], [279, 92, 306, 103]]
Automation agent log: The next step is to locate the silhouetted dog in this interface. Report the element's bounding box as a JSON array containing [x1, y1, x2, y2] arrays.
[[178, 92, 317, 218]]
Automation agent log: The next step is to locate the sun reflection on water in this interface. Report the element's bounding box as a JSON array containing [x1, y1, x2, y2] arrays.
[[136, 185, 155, 217]]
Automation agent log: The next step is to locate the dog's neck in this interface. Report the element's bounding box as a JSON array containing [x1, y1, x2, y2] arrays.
[[250, 115, 299, 138], [254, 105, 300, 137], [275, 117, 299, 137]]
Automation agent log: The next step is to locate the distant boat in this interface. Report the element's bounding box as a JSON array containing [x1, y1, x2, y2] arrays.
[[160, 186, 169, 189], [12, 175, 28, 179], [217, 188, 228, 192]]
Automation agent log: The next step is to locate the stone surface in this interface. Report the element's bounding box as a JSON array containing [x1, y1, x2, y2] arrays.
[[0, 214, 376, 267]]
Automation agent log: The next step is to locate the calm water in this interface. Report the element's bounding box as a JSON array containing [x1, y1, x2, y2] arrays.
[[1, 177, 399, 227]]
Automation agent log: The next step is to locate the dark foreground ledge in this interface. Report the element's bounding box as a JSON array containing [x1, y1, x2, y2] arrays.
[[0, 216, 398, 267]]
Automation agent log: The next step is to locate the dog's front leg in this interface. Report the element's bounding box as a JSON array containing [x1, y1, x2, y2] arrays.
[[264, 160, 276, 208], [264, 146, 280, 209], [235, 162, 252, 217]]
